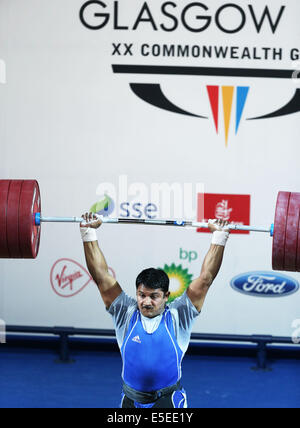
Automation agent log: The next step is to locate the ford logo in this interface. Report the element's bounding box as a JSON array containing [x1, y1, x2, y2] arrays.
[[230, 271, 299, 297]]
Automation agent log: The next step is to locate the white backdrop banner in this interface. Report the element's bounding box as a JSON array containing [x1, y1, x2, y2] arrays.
[[0, 0, 299, 337]]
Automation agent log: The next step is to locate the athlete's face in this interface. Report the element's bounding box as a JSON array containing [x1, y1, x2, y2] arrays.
[[136, 285, 170, 319]]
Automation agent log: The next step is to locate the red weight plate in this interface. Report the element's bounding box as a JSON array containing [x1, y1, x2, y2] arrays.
[[7, 180, 23, 258], [0, 180, 11, 258], [19, 180, 41, 259], [284, 192, 300, 271], [272, 191, 290, 271]]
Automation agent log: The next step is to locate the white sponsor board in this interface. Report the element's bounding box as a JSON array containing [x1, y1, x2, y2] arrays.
[[0, 0, 299, 336]]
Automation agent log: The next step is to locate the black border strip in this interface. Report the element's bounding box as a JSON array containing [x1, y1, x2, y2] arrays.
[[112, 65, 298, 79]]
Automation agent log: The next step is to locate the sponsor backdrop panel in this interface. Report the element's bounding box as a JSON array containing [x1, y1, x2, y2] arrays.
[[0, 0, 299, 336]]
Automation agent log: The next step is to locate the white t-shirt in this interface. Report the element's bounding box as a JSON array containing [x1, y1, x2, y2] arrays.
[[107, 291, 200, 354]]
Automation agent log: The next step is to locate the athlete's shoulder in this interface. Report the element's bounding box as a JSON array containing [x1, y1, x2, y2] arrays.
[[168, 291, 200, 321], [107, 290, 137, 314], [168, 291, 191, 309]]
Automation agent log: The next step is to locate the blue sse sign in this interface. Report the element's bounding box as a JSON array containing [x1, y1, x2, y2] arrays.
[[91, 196, 158, 219], [230, 271, 299, 298]]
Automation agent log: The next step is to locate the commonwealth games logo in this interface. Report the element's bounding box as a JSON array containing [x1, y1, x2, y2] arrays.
[[207, 85, 249, 146], [113, 65, 300, 146]]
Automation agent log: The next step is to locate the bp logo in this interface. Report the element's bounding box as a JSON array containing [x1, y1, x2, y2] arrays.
[[90, 195, 115, 217], [160, 263, 193, 303]]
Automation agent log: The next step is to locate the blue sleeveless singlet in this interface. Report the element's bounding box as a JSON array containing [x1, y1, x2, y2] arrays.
[[121, 308, 183, 392]]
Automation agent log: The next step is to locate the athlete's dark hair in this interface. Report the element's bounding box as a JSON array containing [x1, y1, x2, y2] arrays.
[[136, 268, 169, 294]]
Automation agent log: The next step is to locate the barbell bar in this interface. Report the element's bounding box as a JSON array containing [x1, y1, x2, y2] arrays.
[[35, 214, 272, 234], [0, 180, 299, 273]]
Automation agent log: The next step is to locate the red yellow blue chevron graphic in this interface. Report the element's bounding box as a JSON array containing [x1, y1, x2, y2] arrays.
[[113, 65, 300, 147], [207, 85, 250, 146]]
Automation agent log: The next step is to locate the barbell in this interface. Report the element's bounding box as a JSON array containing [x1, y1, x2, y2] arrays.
[[0, 179, 299, 272]]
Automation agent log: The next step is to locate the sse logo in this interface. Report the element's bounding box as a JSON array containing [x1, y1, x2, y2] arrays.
[[90, 194, 115, 217], [91, 196, 158, 219], [230, 271, 299, 298]]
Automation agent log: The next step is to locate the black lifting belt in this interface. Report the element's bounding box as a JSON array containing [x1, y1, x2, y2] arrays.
[[122, 381, 181, 404]]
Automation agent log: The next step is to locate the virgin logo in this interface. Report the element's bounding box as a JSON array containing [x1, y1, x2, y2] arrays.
[[50, 258, 116, 298]]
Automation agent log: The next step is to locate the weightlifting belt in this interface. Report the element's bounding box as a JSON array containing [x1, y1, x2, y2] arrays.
[[122, 381, 181, 404]]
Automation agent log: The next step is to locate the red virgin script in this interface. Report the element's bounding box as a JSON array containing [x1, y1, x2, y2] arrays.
[[50, 258, 116, 298], [55, 265, 83, 290], [197, 193, 251, 234]]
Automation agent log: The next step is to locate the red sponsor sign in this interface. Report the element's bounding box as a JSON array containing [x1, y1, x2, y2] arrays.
[[50, 258, 116, 298], [197, 193, 251, 234]]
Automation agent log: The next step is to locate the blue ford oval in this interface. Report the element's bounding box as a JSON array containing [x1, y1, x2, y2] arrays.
[[230, 271, 299, 297]]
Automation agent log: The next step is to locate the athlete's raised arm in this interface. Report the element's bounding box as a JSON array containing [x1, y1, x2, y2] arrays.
[[80, 213, 122, 308], [187, 219, 229, 312]]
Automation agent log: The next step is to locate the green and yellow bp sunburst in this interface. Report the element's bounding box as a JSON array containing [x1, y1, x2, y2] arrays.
[[160, 264, 193, 303]]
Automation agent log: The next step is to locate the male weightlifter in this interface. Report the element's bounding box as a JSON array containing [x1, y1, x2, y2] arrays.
[[80, 214, 230, 408]]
